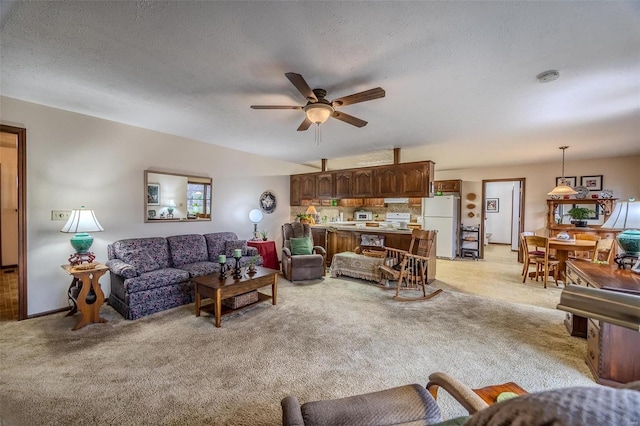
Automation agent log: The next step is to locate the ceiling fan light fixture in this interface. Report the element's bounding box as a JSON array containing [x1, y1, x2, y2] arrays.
[[304, 103, 334, 124]]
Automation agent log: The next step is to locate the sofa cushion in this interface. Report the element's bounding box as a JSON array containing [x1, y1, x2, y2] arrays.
[[290, 237, 312, 255], [110, 237, 172, 270], [120, 248, 160, 274], [123, 267, 190, 293], [167, 234, 208, 267], [225, 239, 248, 257], [178, 261, 218, 278]]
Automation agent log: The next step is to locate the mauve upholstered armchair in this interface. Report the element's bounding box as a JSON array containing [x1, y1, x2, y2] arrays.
[[281, 223, 326, 281]]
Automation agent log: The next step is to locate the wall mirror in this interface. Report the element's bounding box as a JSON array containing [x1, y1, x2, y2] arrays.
[[144, 170, 212, 223]]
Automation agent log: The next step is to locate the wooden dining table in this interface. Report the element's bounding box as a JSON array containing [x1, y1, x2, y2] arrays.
[[548, 238, 597, 283]]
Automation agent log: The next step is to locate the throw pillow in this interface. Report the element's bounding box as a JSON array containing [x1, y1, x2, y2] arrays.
[[290, 237, 312, 255], [225, 240, 247, 257]]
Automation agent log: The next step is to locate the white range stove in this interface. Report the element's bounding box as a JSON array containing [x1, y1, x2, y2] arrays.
[[384, 212, 411, 230]]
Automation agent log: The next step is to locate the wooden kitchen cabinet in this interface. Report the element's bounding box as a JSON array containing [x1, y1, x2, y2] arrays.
[[363, 198, 385, 207], [290, 174, 317, 206], [352, 168, 375, 197], [316, 173, 334, 199], [434, 179, 461, 193], [399, 162, 434, 197], [373, 167, 399, 198], [290, 160, 435, 203], [334, 171, 353, 199], [408, 198, 422, 207], [311, 227, 328, 265], [290, 175, 302, 206]]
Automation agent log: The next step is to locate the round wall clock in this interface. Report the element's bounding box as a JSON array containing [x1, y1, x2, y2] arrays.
[[259, 191, 277, 214]]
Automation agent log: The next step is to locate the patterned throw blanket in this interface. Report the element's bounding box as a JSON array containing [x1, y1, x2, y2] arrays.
[[330, 252, 384, 283], [465, 382, 640, 425]]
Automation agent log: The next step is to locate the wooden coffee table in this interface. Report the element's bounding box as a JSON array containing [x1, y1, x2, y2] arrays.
[[192, 266, 279, 327]]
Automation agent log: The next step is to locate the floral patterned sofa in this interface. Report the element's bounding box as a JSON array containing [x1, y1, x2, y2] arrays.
[[106, 232, 262, 320]]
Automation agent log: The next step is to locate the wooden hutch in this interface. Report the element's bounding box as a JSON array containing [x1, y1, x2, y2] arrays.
[[547, 198, 618, 240]]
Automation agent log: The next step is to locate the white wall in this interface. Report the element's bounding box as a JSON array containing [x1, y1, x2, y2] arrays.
[[1, 96, 316, 316], [436, 157, 640, 236], [485, 181, 514, 244]]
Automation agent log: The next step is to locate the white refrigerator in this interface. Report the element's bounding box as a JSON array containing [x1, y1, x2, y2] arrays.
[[421, 195, 460, 260]]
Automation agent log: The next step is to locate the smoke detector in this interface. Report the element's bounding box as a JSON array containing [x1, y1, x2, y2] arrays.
[[537, 70, 560, 83]]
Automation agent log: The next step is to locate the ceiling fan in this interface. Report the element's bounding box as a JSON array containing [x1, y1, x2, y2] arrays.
[[250, 72, 385, 131]]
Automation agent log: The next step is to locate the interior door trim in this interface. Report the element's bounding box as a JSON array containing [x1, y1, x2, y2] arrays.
[[1, 125, 27, 320], [481, 178, 526, 260]]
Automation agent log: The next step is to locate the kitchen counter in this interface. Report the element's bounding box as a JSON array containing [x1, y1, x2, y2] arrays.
[[311, 224, 415, 234]]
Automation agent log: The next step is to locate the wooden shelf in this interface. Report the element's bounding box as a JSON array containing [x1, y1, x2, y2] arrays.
[[200, 292, 271, 317]]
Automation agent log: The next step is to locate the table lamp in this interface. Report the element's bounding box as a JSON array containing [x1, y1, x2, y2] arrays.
[[305, 205, 318, 225], [249, 208, 263, 241], [166, 199, 176, 218], [600, 197, 640, 268], [60, 207, 104, 265]]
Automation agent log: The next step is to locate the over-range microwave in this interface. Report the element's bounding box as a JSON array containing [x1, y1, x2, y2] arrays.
[[355, 211, 373, 221]]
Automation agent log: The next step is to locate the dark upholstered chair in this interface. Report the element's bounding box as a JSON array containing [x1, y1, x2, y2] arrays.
[[281, 223, 326, 281], [281, 372, 640, 426], [282, 383, 443, 426]]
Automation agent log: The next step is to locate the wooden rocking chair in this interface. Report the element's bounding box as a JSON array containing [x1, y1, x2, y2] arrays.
[[378, 229, 442, 301]]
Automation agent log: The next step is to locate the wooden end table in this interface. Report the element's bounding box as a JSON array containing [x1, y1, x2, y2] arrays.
[[61, 263, 109, 330], [191, 266, 279, 327], [428, 380, 527, 407]]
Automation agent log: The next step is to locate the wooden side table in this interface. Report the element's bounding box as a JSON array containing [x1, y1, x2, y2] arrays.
[[61, 263, 109, 330], [247, 240, 279, 270], [428, 380, 527, 407]]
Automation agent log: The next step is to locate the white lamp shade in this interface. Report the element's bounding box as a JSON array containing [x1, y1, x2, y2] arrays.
[[60, 209, 104, 233], [601, 199, 640, 229], [167, 199, 177, 207], [249, 208, 263, 224], [547, 181, 578, 196]]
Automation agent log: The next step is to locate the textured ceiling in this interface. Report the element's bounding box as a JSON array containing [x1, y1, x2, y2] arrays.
[[1, 1, 639, 171]]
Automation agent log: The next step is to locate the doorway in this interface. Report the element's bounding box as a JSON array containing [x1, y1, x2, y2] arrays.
[[482, 178, 525, 257], [0, 125, 26, 321]]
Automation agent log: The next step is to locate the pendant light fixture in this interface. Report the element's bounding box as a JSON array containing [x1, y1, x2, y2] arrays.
[[548, 146, 578, 196]]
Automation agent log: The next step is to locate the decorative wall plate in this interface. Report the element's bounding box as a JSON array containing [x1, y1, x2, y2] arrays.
[[574, 185, 589, 199], [467, 193, 477, 201], [466, 203, 476, 209], [468, 212, 475, 217], [259, 191, 277, 214]]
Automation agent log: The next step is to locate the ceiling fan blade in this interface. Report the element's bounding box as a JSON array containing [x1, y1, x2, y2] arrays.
[[331, 111, 367, 128], [331, 87, 385, 107], [250, 105, 302, 110], [285, 72, 318, 102], [297, 117, 313, 131]]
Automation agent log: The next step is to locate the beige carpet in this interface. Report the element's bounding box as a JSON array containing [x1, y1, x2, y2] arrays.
[[0, 251, 595, 425]]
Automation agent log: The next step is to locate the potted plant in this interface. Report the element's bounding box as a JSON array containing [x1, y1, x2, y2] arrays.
[[296, 213, 312, 224], [246, 255, 259, 275], [565, 207, 595, 227], [260, 230, 268, 241]]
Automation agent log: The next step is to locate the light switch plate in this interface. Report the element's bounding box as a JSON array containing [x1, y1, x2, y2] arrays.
[[51, 210, 71, 221]]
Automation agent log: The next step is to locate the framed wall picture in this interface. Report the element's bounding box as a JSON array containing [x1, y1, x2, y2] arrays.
[[486, 198, 499, 213], [556, 176, 577, 188], [580, 175, 603, 192], [147, 183, 160, 206]]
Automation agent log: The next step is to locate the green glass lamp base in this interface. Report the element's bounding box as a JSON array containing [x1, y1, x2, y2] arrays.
[[617, 229, 640, 257], [70, 232, 94, 253]]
